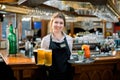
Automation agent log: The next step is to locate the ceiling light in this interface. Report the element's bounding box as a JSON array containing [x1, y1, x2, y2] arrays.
[[1, 5, 6, 10]]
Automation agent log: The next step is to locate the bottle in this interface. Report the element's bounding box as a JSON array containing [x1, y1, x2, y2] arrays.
[[8, 24, 17, 55], [29, 42, 33, 57], [25, 40, 33, 57], [25, 40, 30, 57]]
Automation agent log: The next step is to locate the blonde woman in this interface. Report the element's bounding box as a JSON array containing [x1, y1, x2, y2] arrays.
[[41, 12, 73, 80]]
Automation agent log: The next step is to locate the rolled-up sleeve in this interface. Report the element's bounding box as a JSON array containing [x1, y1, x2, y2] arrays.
[[67, 36, 73, 54], [41, 35, 50, 49]]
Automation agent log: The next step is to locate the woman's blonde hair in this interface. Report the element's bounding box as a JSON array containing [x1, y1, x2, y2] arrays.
[[49, 12, 66, 32]]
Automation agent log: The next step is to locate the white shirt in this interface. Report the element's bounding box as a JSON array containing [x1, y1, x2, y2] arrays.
[[41, 32, 73, 53]]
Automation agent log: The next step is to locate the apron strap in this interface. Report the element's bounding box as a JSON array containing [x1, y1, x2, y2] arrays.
[[64, 37, 71, 56], [49, 35, 52, 49]]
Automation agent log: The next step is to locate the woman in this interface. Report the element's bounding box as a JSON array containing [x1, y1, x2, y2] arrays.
[[41, 12, 73, 80]]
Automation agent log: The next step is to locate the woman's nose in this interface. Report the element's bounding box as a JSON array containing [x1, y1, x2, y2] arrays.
[[56, 23, 61, 27]]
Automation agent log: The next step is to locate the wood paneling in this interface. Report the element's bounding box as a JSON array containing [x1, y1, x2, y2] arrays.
[[0, 22, 2, 40], [73, 64, 115, 80], [41, 19, 49, 38]]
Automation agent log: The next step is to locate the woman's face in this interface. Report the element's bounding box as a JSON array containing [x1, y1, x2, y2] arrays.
[[52, 17, 64, 33]]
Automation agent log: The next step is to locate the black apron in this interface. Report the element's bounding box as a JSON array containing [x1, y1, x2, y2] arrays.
[[47, 35, 73, 80]]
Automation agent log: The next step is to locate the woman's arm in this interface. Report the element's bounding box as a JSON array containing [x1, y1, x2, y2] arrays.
[[67, 35, 73, 54], [41, 35, 50, 49]]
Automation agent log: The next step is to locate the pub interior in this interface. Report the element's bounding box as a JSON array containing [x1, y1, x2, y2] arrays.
[[0, 0, 120, 80]]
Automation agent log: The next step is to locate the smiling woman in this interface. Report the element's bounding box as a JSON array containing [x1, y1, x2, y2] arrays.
[[41, 12, 74, 80]]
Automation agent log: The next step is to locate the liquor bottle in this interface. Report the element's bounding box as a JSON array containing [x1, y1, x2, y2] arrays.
[[8, 24, 17, 55]]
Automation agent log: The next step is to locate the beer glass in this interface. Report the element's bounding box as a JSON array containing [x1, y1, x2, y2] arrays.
[[37, 49, 45, 65], [45, 49, 52, 66], [33, 49, 37, 64]]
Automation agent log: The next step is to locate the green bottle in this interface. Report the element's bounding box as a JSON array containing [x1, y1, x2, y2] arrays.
[[8, 24, 17, 55]]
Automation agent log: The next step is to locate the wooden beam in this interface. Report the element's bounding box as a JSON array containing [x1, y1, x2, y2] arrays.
[[61, 0, 107, 5], [107, 0, 120, 17], [61, 0, 90, 2], [0, 0, 18, 3], [0, 5, 28, 14]]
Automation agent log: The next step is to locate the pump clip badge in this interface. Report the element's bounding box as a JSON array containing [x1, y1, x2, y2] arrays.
[[60, 43, 66, 48]]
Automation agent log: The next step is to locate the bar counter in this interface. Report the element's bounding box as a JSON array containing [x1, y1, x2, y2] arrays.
[[0, 49, 120, 80], [0, 50, 38, 80]]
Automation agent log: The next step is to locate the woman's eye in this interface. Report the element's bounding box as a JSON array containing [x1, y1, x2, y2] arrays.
[[54, 21, 64, 25], [60, 22, 63, 25]]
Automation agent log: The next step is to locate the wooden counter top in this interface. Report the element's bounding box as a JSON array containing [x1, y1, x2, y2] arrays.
[[0, 49, 120, 65], [4, 57, 35, 65], [0, 50, 35, 65]]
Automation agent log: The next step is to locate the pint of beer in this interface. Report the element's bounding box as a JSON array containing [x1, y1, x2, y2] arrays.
[[45, 50, 52, 66], [34, 49, 52, 66], [37, 49, 45, 65]]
